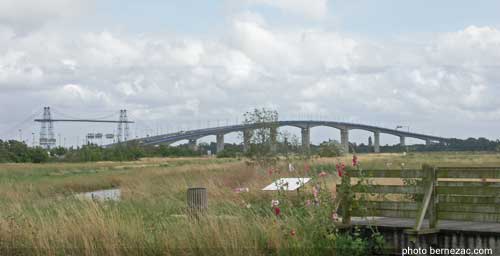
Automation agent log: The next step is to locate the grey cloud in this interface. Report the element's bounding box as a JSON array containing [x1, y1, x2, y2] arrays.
[[1, 19, 500, 141]]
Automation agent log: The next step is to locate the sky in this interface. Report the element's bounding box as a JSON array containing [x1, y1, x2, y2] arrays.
[[1, 0, 500, 147]]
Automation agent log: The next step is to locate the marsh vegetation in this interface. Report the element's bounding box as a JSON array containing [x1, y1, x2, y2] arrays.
[[1, 152, 500, 255]]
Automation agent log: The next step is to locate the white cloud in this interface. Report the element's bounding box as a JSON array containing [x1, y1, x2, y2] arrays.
[[0, 0, 91, 33], [1, 19, 500, 140]]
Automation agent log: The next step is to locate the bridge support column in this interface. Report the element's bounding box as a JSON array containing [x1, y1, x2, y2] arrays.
[[425, 139, 431, 146], [340, 129, 349, 153], [270, 127, 277, 153], [188, 139, 198, 151], [243, 130, 251, 153], [301, 127, 310, 154], [216, 134, 224, 153], [374, 131, 380, 153], [400, 136, 406, 147]]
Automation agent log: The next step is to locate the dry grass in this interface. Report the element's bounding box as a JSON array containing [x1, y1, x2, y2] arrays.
[[1, 152, 500, 255]]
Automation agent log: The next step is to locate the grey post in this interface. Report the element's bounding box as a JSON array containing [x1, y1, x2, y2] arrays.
[[188, 138, 198, 151], [187, 187, 208, 219], [270, 127, 277, 153], [301, 126, 310, 154], [243, 129, 251, 153], [340, 128, 349, 153], [374, 130, 380, 153], [399, 136, 406, 147], [216, 134, 224, 153]]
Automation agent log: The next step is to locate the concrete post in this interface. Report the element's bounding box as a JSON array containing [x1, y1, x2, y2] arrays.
[[340, 128, 349, 153], [374, 131, 380, 153], [270, 127, 277, 153], [243, 130, 251, 153], [216, 134, 224, 153], [400, 136, 406, 147], [301, 127, 310, 154], [188, 139, 198, 151], [426, 139, 431, 146]]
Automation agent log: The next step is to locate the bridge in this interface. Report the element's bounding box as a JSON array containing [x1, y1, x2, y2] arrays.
[[117, 120, 452, 153]]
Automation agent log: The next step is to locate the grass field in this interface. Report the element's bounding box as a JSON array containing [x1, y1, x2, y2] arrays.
[[1, 152, 500, 255]]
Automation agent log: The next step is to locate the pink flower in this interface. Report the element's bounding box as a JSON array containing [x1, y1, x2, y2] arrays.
[[352, 155, 358, 167], [267, 168, 273, 176], [305, 199, 312, 206], [336, 162, 346, 177], [312, 186, 318, 198], [290, 229, 296, 236], [274, 207, 281, 216], [319, 171, 328, 177]]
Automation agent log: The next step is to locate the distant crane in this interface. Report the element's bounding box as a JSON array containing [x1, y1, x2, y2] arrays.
[[34, 107, 134, 149]]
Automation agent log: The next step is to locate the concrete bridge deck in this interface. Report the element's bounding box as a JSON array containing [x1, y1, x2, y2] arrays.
[[112, 120, 453, 153]]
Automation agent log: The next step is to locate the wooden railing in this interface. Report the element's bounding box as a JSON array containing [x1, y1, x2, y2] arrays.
[[338, 165, 500, 232]]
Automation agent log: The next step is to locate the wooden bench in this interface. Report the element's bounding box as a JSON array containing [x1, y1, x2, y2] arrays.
[[338, 165, 500, 233]]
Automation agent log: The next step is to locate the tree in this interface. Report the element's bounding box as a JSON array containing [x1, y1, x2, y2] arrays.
[[30, 147, 49, 163], [318, 140, 342, 157], [242, 108, 279, 159], [50, 146, 67, 157]]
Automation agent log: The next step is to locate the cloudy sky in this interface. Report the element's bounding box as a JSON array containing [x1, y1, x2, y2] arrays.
[[1, 0, 500, 146]]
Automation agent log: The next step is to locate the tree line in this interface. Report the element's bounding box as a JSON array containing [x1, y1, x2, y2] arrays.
[[2, 136, 500, 164]]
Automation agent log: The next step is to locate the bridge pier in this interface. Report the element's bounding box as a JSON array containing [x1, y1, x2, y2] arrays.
[[400, 136, 406, 147], [340, 129, 349, 153], [243, 130, 251, 153], [270, 127, 277, 153], [374, 131, 380, 153], [301, 127, 310, 154], [216, 134, 224, 153], [426, 139, 431, 146], [188, 139, 198, 151]]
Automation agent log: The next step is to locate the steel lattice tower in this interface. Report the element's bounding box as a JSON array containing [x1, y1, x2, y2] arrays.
[[39, 107, 55, 149], [117, 109, 129, 143], [117, 110, 123, 143], [123, 110, 129, 141]]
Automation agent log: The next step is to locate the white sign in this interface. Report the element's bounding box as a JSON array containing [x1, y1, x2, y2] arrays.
[[262, 178, 311, 191]]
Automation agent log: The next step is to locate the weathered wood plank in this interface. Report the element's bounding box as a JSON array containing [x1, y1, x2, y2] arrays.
[[359, 201, 420, 211], [436, 168, 500, 179], [438, 202, 500, 214], [438, 195, 500, 204], [438, 181, 500, 187], [436, 186, 500, 196], [348, 169, 424, 178], [437, 166, 500, 170], [351, 185, 424, 194], [352, 209, 417, 218], [438, 211, 500, 223]]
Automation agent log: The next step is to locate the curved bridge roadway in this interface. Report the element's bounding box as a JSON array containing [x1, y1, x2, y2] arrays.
[[119, 120, 451, 153]]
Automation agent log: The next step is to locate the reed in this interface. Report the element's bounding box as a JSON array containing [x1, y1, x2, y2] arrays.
[[0, 152, 499, 255]]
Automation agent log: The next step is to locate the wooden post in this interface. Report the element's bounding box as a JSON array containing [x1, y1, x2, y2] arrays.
[[414, 164, 437, 232], [187, 187, 208, 219], [341, 175, 352, 226], [428, 166, 437, 229]]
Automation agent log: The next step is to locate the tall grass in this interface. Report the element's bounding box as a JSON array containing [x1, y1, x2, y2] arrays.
[[1, 152, 499, 255]]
